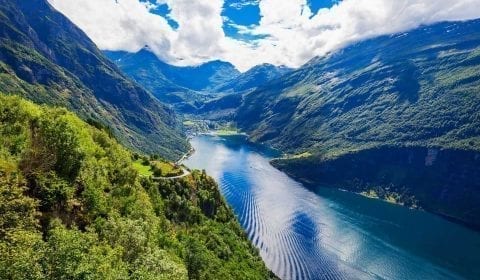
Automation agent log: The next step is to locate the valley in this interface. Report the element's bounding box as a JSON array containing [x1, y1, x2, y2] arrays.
[[122, 19, 480, 230], [99, 15, 480, 278], [1, 0, 480, 279]]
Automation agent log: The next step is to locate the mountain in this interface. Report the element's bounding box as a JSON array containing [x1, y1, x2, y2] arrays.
[[0, 0, 188, 160], [214, 63, 292, 93], [238, 19, 480, 154], [105, 48, 241, 92], [105, 50, 293, 116], [105, 48, 191, 94], [236, 19, 480, 228], [0, 95, 272, 279]]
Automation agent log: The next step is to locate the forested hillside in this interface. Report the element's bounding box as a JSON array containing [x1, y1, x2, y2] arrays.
[[0, 95, 272, 279], [0, 0, 188, 160], [235, 19, 480, 229], [237, 19, 480, 156]]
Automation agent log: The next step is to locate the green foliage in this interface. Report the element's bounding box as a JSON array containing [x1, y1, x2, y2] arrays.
[[235, 20, 480, 230], [43, 223, 128, 280], [237, 20, 480, 158], [0, 95, 271, 279], [0, 173, 38, 238], [0, 229, 45, 280], [132, 159, 154, 177]]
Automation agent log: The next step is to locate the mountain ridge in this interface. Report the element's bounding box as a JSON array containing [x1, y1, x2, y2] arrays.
[[236, 19, 480, 155], [213, 63, 293, 93], [234, 18, 480, 229], [105, 48, 241, 92], [105, 48, 293, 117], [0, 0, 189, 160]]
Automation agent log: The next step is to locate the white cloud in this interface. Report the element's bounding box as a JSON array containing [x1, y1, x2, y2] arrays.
[[48, 0, 480, 71], [48, 0, 174, 61]]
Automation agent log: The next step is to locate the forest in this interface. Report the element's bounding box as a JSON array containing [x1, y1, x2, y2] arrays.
[[0, 95, 272, 279]]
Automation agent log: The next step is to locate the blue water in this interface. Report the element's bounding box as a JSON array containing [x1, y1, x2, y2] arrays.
[[184, 135, 480, 280]]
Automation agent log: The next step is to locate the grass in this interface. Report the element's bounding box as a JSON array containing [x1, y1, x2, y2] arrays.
[[132, 159, 153, 177], [133, 158, 183, 178], [183, 120, 195, 126], [284, 152, 313, 159], [214, 128, 246, 136], [153, 161, 182, 176]]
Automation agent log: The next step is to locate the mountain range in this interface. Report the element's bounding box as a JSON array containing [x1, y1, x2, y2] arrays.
[[105, 48, 292, 113], [106, 48, 240, 92], [0, 0, 188, 160], [101, 17, 480, 230], [237, 20, 480, 155], [235, 19, 480, 229], [214, 63, 292, 93], [0, 1, 272, 278]]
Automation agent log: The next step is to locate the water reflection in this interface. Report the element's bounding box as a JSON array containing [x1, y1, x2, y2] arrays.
[[185, 135, 480, 280]]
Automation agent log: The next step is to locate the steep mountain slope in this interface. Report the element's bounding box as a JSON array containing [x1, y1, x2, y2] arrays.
[[214, 63, 292, 93], [0, 0, 188, 160], [0, 95, 273, 279], [105, 50, 294, 118], [190, 64, 292, 120], [105, 48, 240, 92], [237, 19, 480, 155], [273, 146, 480, 229], [236, 19, 480, 228]]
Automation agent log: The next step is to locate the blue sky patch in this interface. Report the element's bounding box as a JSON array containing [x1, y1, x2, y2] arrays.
[[220, 0, 340, 41], [223, 0, 261, 26], [222, 0, 264, 41], [141, 0, 179, 29], [142, 0, 340, 40], [307, 0, 339, 16]]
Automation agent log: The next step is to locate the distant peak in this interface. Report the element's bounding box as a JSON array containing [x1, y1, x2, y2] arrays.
[[136, 46, 159, 58], [203, 59, 235, 67], [244, 63, 293, 74], [141, 44, 152, 52]]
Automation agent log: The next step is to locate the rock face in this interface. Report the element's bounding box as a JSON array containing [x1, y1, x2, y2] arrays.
[[273, 147, 480, 229], [0, 0, 189, 160]]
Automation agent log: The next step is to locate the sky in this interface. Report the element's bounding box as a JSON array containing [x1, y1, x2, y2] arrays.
[[48, 0, 480, 72]]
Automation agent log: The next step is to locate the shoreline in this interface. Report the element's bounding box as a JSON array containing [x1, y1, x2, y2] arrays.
[[176, 146, 195, 165], [188, 133, 477, 231], [203, 130, 248, 137]]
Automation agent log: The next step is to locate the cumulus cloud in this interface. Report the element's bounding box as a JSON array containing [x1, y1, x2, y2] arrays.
[[48, 0, 480, 71], [48, 0, 174, 61]]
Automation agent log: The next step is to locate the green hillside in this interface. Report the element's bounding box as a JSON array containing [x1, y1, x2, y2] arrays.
[[237, 20, 480, 157], [0, 0, 189, 160], [0, 95, 272, 279], [236, 19, 480, 228]]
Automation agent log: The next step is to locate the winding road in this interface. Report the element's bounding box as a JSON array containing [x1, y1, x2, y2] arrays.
[[153, 166, 191, 180], [152, 149, 194, 180]]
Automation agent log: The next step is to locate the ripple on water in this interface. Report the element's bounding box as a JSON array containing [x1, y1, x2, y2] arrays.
[[185, 135, 480, 280]]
